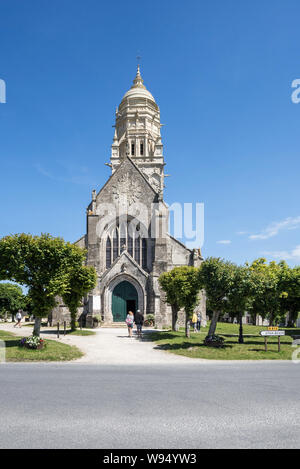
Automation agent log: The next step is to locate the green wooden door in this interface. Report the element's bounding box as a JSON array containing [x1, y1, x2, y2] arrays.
[[112, 281, 138, 322]]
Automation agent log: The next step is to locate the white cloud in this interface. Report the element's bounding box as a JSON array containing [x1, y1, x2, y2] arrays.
[[217, 240, 231, 245], [249, 216, 300, 240], [262, 245, 300, 260], [35, 163, 97, 186], [237, 231, 247, 235]]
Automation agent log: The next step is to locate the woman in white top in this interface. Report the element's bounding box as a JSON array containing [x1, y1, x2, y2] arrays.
[[14, 310, 22, 328], [125, 311, 134, 337]]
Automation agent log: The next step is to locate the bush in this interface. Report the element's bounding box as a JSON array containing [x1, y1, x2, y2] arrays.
[[93, 314, 102, 328], [20, 336, 45, 350], [204, 334, 225, 348], [144, 314, 155, 327]]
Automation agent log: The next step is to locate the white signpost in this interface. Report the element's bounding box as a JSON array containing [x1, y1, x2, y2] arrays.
[[260, 330, 285, 352]]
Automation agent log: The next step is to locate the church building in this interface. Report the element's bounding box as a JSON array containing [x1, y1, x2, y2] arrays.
[[55, 66, 205, 327]]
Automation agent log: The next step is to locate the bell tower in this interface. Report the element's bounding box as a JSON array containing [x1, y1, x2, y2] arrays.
[[110, 66, 165, 195]]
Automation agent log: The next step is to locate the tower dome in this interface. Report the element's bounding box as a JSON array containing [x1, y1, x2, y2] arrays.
[[111, 66, 164, 194], [121, 65, 156, 103]]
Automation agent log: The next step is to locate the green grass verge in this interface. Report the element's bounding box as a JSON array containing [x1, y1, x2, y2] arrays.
[[147, 322, 300, 360], [0, 330, 83, 362]]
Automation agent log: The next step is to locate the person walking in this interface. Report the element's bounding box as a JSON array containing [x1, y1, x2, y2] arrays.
[[192, 312, 198, 333], [126, 311, 134, 337], [14, 310, 22, 328], [197, 312, 202, 332], [134, 309, 144, 339]]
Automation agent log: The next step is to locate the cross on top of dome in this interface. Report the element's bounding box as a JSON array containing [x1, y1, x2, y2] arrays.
[[121, 65, 156, 102]]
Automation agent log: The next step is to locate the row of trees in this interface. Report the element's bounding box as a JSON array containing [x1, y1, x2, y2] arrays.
[[0, 234, 97, 336], [159, 257, 300, 342]]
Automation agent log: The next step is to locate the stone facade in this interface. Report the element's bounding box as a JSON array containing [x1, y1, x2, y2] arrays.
[[52, 66, 206, 327]]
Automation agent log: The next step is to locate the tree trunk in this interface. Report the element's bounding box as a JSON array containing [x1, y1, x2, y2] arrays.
[[287, 309, 297, 328], [70, 311, 77, 331], [171, 305, 179, 332], [269, 313, 274, 327], [185, 316, 190, 338], [33, 317, 42, 337], [207, 310, 220, 338], [238, 312, 244, 344]]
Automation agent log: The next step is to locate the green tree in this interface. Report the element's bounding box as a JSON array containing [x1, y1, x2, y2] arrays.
[[159, 269, 181, 331], [0, 282, 25, 321], [225, 265, 257, 343], [159, 266, 200, 337], [62, 265, 97, 331], [279, 264, 300, 327], [249, 258, 286, 326], [0, 233, 89, 336], [198, 257, 235, 340]]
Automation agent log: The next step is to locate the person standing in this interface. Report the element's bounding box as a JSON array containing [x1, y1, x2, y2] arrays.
[[134, 309, 144, 339], [192, 312, 198, 333], [126, 311, 134, 337], [14, 310, 22, 328], [197, 312, 202, 332]]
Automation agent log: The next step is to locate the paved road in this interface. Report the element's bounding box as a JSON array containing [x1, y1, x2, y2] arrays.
[[0, 362, 299, 449]]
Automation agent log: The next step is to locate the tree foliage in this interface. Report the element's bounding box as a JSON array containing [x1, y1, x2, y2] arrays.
[[225, 265, 257, 343], [0, 282, 25, 320], [159, 266, 200, 336], [62, 265, 97, 330], [198, 257, 235, 339], [248, 259, 288, 326], [279, 265, 300, 326], [0, 233, 91, 336]]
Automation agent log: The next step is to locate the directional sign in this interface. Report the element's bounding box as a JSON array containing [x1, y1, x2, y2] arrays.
[[260, 330, 285, 337]]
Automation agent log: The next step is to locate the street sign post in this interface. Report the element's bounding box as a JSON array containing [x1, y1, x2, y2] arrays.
[[260, 330, 285, 352]]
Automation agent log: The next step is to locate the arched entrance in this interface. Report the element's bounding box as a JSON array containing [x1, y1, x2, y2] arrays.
[[112, 281, 138, 322]]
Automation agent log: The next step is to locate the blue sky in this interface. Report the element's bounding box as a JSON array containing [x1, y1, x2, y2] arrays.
[[0, 0, 300, 266]]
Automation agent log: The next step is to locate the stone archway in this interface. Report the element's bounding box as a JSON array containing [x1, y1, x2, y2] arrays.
[[104, 274, 145, 323], [112, 281, 138, 322]]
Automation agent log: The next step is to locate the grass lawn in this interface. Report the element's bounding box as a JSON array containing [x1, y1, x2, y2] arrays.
[[147, 322, 300, 360], [0, 330, 83, 362]]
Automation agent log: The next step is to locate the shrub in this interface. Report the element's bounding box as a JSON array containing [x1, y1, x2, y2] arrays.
[[203, 334, 225, 348], [93, 314, 102, 328], [144, 314, 155, 327]]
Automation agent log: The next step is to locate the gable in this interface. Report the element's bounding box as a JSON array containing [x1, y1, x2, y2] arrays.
[[94, 157, 158, 220], [100, 251, 148, 294]]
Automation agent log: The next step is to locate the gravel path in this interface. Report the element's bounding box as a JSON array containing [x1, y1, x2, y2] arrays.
[[0, 323, 205, 365]]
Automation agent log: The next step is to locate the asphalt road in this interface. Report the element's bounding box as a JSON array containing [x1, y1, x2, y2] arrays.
[[0, 362, 299, 449]]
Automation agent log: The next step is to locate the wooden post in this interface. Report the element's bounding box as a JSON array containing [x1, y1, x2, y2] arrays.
[[57, 322, 60, 339], [265, 337, 267, 352], [278, 336, 281, 352]]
